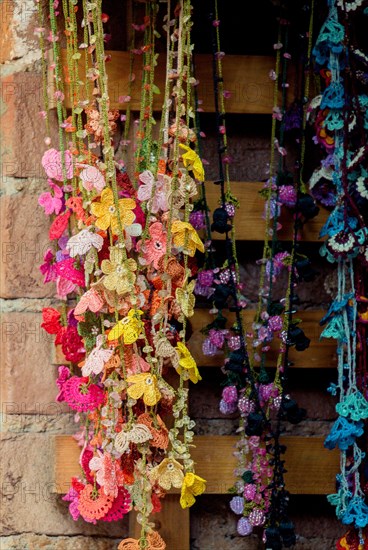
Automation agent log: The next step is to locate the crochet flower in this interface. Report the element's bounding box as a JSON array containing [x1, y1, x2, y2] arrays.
[[40, 249, 57, 283], [107, 309, 144, 344], [90, 188, 136, 234], [179, 144, 205, 181], [38, 180, 64, 215], [150, 458, 184, 490], [89, 451, 125, 497], [82, 336, 114, 377], [176, 279, 196, 317], [180, 472, 206, 508], [171, 220, 204, 256], [175, 342, 201, 383], [63, 376, 105, 412], [126, 373, 161, 406], [101, 247, 137, 295], [137, 170, 170, 213], [79, 165, 106, 192], [42, 148, 73, 181], [142, 222, 167, 269], [74, 288, 104, 315], [66, 229, 104, 257]]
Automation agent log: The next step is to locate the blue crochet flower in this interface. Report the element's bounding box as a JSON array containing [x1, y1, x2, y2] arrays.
[[324, 416, 364, 451], [341, 496, 368, 528]]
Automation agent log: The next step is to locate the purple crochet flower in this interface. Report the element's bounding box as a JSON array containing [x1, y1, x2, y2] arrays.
[[278, 185, 297, 207], [202, 337, 219, 356], [189, 210, 206, 230], [209, 328, 226, 348], [222, 385, 237, 404], [268, 315, 283, 332], [197, 269, 215, 287]]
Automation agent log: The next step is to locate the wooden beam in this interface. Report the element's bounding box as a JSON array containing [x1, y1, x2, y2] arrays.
[[205, 182, 328, 242], [188, 309, 337, 369], [52, 309, 336, 369], [54, 434, 339, 496], [50, 51, 284, 114]]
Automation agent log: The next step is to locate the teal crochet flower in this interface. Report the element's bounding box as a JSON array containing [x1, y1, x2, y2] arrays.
[[336, 391, 368, 422], [324, 416, 364, 451]]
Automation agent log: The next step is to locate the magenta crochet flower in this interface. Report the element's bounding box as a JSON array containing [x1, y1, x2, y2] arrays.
[[101, 488, 131, 522], [278, 185, 297, 207], [63, 376, 105, 412], [56, 365, 71, 402]]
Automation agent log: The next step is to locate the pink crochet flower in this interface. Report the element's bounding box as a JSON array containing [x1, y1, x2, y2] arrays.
[[38, 180, 64, 215], [89, 451, 125, 497], [142, 222, 167, 269], [137, 170, 169, 213], [62, 486, 81, 521], [63, 376, 105, 412], [74, 288, 105, 315], [79, 165, 105, 192], [42, 148, 73, 181]]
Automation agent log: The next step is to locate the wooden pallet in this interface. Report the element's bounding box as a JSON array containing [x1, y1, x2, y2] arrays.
[[49, 50, 337, 549]]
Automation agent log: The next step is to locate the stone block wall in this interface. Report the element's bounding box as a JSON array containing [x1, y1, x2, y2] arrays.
[[0, 2, 340, 549]]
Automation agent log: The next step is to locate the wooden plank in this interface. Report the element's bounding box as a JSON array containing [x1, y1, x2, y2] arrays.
[[54, 434, 339, 496], [191, 435, 339, 495], [52, 309, 336, 369], [51, 51, 283, 114], [205, 182, 329, 242], [188, 309, 337, 369]]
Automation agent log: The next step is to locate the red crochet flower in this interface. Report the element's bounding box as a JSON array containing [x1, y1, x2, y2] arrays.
[[49, 210, 71, 240], [60, 326, 85, 363], [63, 376, 104, 412], [41, 307, 62, 334]]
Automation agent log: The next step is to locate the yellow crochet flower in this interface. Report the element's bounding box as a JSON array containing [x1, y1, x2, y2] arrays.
[[101, 247, 137, 295], [179, 144, 205, 181], [107, 309, 143, 344], [91, 188, 136, 234], [175, 342, 201, 383], [171, 221, 204, 257], [150, 458, 184, 490], [176, 279, 196, 317], [126, 373, 161, 406], [180, 472, 206, 509]]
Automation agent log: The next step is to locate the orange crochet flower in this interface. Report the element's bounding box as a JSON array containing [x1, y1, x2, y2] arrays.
[[118, 531, 166, 550], [91, 188, 136, 234], [78, 484, 113, 520], [137, 413, 169, 449]]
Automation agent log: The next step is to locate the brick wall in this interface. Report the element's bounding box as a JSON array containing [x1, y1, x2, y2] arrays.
[[0, 2, 341, 549]]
